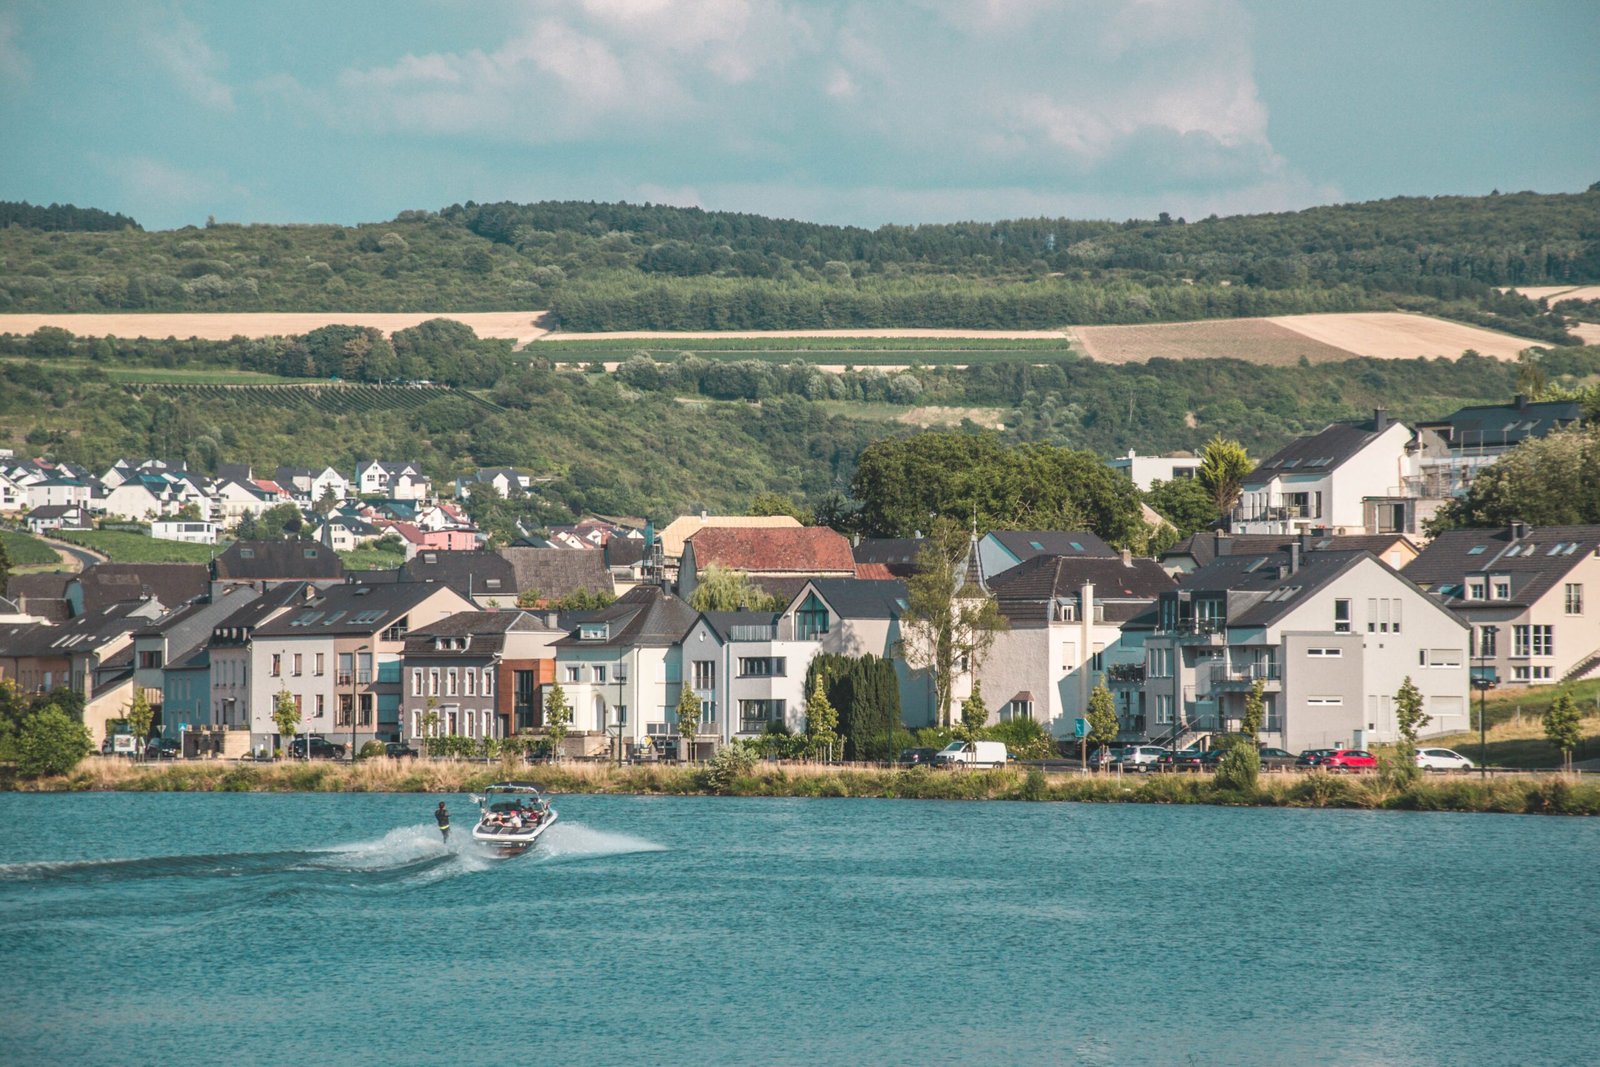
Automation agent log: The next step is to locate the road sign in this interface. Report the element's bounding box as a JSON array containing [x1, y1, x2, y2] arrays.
[[113, 734, 138, 754], [1073, 717, 1088, 739]]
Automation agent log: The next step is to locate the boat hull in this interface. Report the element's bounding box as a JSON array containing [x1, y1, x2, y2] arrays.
[[471, 810, 557, 857]]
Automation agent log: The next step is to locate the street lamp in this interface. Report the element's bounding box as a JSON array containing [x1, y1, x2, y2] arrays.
[[351, 643, 369, 760], [1474, 625, 1497, 780]]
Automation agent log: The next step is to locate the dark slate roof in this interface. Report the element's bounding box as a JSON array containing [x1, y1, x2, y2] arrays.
[[552, 585, 697, 649], [698, 610, 782, 642], [210, 582, 313, 643], [254, 581, 462, 637], [989, 555, 1176, 623], [1164, 531, 1417, 570], [498, 546, 613, 600], [1417, 397, 1583, 451], [604, 537, 646, 568], [404, 610, 549, 657], [1402, 524, 1600, 608], [399, 550, 518, 600], [1245, 413, 1393, 486], [74, 563, 209, 614], [801, 578, 908, 619], [212, 540, 344, 581], [852, 537, 924, 578], [1168, 548, 1447, 632], [0, 600, 160, 658], [27, 504, 87, 520], [2, 571, 72, 618], [988, 529, 1114, 561], [134, 586, 261, 664]]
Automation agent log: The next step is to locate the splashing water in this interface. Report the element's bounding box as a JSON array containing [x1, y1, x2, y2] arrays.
[[531, 821, 668, 863]]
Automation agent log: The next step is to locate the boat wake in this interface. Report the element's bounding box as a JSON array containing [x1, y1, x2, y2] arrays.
[[530, 821, 668, 863]]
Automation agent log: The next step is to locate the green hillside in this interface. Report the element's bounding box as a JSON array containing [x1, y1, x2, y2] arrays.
[[1, 189, 1594, 340]]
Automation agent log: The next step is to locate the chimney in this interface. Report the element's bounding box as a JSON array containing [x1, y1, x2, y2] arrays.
[[1298, 531, 1313, 552], [1214, 528, 1231, 556], [1121, 548, 1132, 566], [1514, 393, 1529, 410], [1373, 407, 1388, 433], [1509, 521, 1529, 542], [1288, 543, 1301, 574]]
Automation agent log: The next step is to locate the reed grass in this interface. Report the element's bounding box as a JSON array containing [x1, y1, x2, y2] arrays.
[[7, 758, 1598, 816]]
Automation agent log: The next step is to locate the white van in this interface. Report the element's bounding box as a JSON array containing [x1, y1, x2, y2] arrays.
[[933, 740, 1008, 768]]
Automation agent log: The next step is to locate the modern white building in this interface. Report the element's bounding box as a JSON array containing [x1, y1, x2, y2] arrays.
[[152, 520, 220, 544], [1232, 409, 1414, 536], [1108, 449, 1202, 491], [680, 611, 813, 751]]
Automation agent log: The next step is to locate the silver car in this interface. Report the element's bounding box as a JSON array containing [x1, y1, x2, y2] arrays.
[[1111, 745, 1170, 772]]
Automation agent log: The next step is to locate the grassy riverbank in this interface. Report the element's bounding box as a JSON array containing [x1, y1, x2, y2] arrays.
[[7, 758, 1599, 815]]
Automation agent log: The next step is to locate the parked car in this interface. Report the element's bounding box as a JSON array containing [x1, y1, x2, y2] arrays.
[[383, 742, 419, 759], [933, 740, 1008, 768], [1416, 747, 1474, 771], [144, 737, 181, 760], [1111, 745, 1169, 771], [1296, 749, 1336, 768], [1320, 749, 1377, 772], [898, 747, 938, 767], [1156, 749, 1208, 772], [288, 735, 348, 760], [1257, 747, 1298, 771]]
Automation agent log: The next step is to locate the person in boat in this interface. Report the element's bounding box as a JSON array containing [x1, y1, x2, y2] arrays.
[[507, 809, 523, 830], [435, 801, 450, 842]]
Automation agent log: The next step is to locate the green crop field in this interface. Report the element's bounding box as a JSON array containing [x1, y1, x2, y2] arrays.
[[1, 528, 61, 567], [527, 340, 1078, 366], [338, 542, 406, 571], [131, 381, 505, 414], [55, 529, 219, 563], [103, 368, 323, 385]]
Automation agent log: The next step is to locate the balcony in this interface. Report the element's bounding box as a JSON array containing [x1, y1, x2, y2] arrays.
[[729, 624, 777, 641], [1106, 663, 1145, 684], [1211, 662, 1282, 691], [1158, 620, 1226, 646], [737, 718, 772, 735]]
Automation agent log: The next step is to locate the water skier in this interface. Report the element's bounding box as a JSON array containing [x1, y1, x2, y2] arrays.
[[434, 801, 450, 843]]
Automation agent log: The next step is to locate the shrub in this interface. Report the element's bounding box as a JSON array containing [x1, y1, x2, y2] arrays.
[[1213, 743, 1260, 794], [15, 706, 91, 778], [702, 742, 758, 794], [1017, 767, 1048, 802], [358, 740, 387, 760]]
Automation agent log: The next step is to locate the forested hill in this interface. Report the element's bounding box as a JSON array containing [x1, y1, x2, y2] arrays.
[[0, 188, 1594, 338], [0, 200, 141, 232]]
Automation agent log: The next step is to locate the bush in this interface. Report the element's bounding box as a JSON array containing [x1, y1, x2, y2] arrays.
[[15, 706, 91, 778], [983, 718, 1057, 760], [703, 741, 758, 794], [1213, 743, 1260, 793], [358, 740, 387, 760]]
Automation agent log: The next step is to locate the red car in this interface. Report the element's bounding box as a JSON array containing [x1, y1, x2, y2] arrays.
[[1320, 749, 1376, 772]]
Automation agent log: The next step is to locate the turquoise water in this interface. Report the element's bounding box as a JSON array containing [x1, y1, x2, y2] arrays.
[[1, 794, 1597, 1066]]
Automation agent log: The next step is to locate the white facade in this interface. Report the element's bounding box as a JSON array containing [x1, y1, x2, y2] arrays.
[[1108, 450, 1202, 492], [1234, 422, 1412, 535], [553, 640, 681, 750], [99, 481, 166, 521], [26, 480, 92, 510], [680, 616, 812, 745], [152, 520, 220, 544]]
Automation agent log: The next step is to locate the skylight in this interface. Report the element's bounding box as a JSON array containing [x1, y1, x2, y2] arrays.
[[1467, 546, 1486, 555], [1029, 541, 1044, 550], [1070, 542, 1084, 552]]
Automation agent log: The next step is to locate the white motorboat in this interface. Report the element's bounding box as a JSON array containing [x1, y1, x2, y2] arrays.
[[470, 782, 558, 857]]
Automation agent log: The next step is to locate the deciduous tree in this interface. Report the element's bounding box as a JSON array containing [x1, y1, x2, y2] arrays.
[[271, 688, 299, 758], [15, 705, 91, 779], [544, 683, 572, 761], [1198, 435, 1252, 521], [1085, 680, 1119, 769], [689, 565, 781, 612], [126, 687, 154, 759], [674, 683, 703, 762], [1543, 691, 1582, 772], [898, 521, 1006, 727]]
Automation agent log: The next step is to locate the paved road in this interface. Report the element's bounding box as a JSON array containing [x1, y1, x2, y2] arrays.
[[38, 535, 106, 571]]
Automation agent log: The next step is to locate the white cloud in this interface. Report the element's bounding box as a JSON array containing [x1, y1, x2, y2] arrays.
[[142, 11, 235, 111], [113, 156, 249, 221], [0, 9, 31, 85], [280, 0, 1315, 221]]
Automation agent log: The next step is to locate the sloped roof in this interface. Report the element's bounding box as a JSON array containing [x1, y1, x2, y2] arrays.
[[552, 585, 696, 649], [1403, 524, 1600, 608], [212, 540, 344, 581], [404, 609, 551, 657], [697, 610, 782, 642], [1165, 531, 1418, 570], [687, 526, 856, 575], [255, 581, 466, 637], [1245, 414, 1395, 486], [400, 550, 518, 599], [656, 514, 801, 559], [74, 563, 209, 614], [799, 578, 908, 619], [852, 537, 924, 578], [0, 600, 161, 658], [498, 546, 614, 599], [987, 529, 1115, 562], [989, 554, 1176, 623], [0, 571, 72, 622], [1417, 397, 1582, 450]]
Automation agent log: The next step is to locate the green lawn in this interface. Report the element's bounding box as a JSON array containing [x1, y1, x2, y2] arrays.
[[55, 529, 219, 563], [0, 528, 60, 566], [338, 543, 406, 571], [102, 367, 323, 385]]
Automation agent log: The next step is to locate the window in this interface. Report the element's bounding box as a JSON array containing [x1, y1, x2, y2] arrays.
[[738, 699, 785, 731], [465, 670, 476, 696], [738, 657, 786, 677], [594, 665, 607, 685], [270, 653, 282, 677], [446, 669, 458, 696], [138, 650, 163, 670], [1492, 579, 1511, 600], [1091, 646, 1104, 672], [483, 669, 494, 697], [1512, 665, 1554, 682], [292, 653, 303, 676], [337, 694, 353, 726], [796, 593, 830, 640], [1421, 649, 1462, 668], [314, 653, 324, 676], [1307, 648, 1342, 658], [692, 660, 716, 689], [1147, 648, 1173, 677], [1306, 696, 1343, 706], [1334, 599, 1351, 633], [316, 694, 325, 718], [565, 666, 580, 683], [359, 694, 372, 725], [1466, 581, 1485, 601], [411, 669, 422, 697], [1002, 699, 1032, 722], [1566, 583, 1584, 615], [1511, 625, 1553, 658], [1155, 694, 1174, 724], [338, 652, 353, 682]]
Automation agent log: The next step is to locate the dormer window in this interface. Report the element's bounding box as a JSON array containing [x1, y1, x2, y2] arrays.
[[579, 623, 609, 641], [1491, 578, 1511, 600]]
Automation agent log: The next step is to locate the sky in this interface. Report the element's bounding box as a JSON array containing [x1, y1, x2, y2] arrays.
[[1, 0, 1596, 231]]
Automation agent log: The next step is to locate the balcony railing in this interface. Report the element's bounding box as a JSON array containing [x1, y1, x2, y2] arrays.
[[1106, 663, 1146, 683], [729, 625, 777, 641], [738, 718, 772, 734], [1156, 620, 1225, 637], [1212, 662, 1281, 684]]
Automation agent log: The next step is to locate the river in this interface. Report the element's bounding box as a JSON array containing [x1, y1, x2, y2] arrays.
[[1, 793, 1596, 1066]]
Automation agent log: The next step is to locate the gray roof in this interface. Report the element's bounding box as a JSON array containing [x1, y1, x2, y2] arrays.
[[0, 600, 161, 658], [552, 585, 696, 649], [404, 610, 552, 657], [135, 586, 262, 665], [698, 610, 782, 642], [212, 540, 344, 581], [1245, 412, 1392, 486], [1164, 531, 1417, 570], [988, 529, 1114, 561], [1403, 524, 1600, 609], [989, 554, 1175, 623], [1417, 396, 1583, 451], [400, 550, 518, 600], [498, 546, 613, 600], [853, 537, 924, 577], [255, 581, 459, 637], [799, 578, 908, 619], [73, 563, 209, 615], [210, 582, 314, 644]]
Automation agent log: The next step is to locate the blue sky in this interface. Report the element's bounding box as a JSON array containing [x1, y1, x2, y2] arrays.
[[1, 0, 1596, 231]]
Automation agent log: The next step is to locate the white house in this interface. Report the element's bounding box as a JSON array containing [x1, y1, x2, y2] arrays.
[[25, 477, 92, 510], [679, 611, 814, 751], [1107, 449, 1202, 491], [1232, 409, 1413, 536], [152, 520, 220, 545], [356, 461, 431, 501]]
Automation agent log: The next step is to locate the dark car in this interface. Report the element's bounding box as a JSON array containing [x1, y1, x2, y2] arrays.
[[144, 737, 181, 760], [1296, 748, 1336, 768], [289, 735, 348, 760], [383, 742, 419, 759], [898, 747, 938, 767], [1156, 749, 1209, 772], [1257, 747, 1298, 771]]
